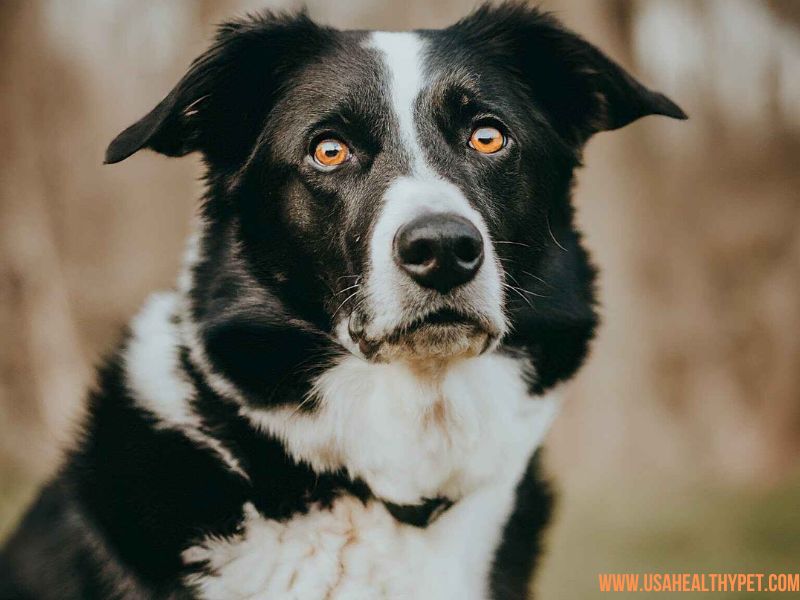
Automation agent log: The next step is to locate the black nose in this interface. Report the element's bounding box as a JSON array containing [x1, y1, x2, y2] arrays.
[[393, 213, 484, 294]]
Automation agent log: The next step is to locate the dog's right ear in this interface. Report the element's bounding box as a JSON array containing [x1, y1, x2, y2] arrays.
[[105, 12, 325, 167]]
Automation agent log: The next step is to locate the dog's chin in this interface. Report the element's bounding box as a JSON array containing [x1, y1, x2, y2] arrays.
[[376, 323, 492, 364], [350, 309, 498, 366]]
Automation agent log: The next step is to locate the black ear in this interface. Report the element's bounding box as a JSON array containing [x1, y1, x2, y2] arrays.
[[454, 3, 687, 144], [105, 12, 325, 166]]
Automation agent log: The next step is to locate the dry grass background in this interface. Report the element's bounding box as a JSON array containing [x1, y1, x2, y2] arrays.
[[1, 1, 799, 597]]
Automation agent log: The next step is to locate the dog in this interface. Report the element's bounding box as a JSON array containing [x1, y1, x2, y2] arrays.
[[0, 3, 685, 598]]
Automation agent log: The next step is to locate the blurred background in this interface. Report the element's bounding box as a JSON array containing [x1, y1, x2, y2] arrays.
[[1, 0, 799, 597]]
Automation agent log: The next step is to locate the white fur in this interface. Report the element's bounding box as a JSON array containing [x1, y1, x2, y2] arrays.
[[368, 32, 429, 174], [125, 292, 247, 479], [184, 484, 519, 600], [357, 33, 507, 347], [191, 353, 559, 599], [363, 176, 506, 343], [246, 353, 556, 504]]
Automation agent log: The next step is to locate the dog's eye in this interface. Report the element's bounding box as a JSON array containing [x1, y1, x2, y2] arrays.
[[312, 139, 350, 169], [468, 126, 505, 154]]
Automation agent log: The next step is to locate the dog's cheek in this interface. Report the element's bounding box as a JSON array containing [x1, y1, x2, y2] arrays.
[[279, 179, 324, 238]]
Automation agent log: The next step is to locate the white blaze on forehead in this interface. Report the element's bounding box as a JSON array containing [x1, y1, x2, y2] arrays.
[[367, 31, 429, 173], [347, 32, 507, 349]]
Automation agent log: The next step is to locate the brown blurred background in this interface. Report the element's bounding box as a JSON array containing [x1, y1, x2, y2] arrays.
[[1, 0, 799, 597]]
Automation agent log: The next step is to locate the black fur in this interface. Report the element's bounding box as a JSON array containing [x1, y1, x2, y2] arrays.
[[2, 4, 684, 598], [490, 451, 554, 600]]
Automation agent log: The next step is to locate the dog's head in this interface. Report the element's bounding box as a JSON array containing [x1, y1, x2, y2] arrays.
[[107, 4, 684, 401]]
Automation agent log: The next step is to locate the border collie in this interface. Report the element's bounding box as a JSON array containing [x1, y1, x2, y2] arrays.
[[0, 3, 685, 598]]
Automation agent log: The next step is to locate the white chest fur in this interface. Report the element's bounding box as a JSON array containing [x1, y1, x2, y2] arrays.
[[186, 489, 511, 600], [246, 354, 557, 504], [185, 353, 559, 599]]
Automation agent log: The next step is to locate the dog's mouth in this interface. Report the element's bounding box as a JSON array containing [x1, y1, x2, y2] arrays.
[[347, 307, 497, 363], [393, 308, 478, 335]]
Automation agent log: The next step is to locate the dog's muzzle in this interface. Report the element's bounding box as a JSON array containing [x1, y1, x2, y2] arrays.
[[338, 177, 507, 363]]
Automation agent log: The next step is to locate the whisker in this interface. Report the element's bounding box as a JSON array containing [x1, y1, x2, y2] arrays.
[[546, 215, 567, 252], [495, 240, 531, 248], [497, 256, 553, 294], [331, 290, 360, 320], [497, 256, 518, 266], [508, 282, 548, 299], [291, 391, 320, 417], [344, 297, 369, 322], [518, 288, 548, 298], [333, 283, 361, 296], [502, 283, 533, 308], [521, 270, 551, 287], [505, 273, 549, 298]]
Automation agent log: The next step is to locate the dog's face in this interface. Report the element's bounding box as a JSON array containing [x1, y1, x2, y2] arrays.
[[107, 5, 684, 399], [249, 28, 517, 364]]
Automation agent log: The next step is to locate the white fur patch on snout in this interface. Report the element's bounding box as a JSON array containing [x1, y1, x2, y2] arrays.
[[363, 175, 506, 345], [354, 31, 506, 351]]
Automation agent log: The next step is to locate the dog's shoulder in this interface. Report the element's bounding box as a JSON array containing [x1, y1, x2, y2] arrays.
[[0, 477, 158, 599]]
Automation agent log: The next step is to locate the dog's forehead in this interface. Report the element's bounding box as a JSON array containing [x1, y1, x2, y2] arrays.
[[362, 31, 430, 170], [271, 29, 459, 132], [365, 31, 428, 108], [270, 30, 375, 113], [358, 30, 485, 121]]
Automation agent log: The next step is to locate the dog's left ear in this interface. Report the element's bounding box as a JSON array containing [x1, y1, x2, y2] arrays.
[[454, 3, 687, 144], [105, 11, 325, 167]]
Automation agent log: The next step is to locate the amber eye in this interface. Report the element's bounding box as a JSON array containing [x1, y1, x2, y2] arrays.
[[469, 126, 505, 154], [312, 138, 350, 169]]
